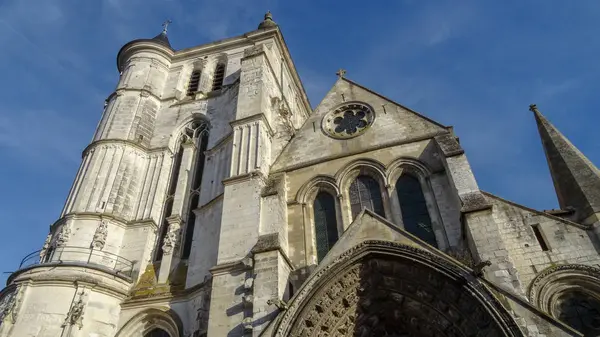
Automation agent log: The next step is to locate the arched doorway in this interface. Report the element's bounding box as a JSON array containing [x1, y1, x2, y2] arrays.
[[274, 241, 523, 337]]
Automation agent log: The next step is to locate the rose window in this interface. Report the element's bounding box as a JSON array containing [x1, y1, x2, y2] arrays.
[[322, 102, 375, 139]]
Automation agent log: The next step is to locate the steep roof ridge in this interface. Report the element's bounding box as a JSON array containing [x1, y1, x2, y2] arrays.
[[529, 104, 600, 222], [341, 77, 450, 129]]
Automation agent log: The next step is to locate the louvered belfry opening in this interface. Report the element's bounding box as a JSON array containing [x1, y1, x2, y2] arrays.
[[187, 70, 201, 96], [212, 63, 225, 91]]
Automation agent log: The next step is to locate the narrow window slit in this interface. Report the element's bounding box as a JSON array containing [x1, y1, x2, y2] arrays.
[[532, 224, 549, 251]]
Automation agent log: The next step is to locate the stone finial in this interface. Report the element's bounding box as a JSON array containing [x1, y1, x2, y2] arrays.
[[258, 11, 278, 29], [336, 68, 346, 79]]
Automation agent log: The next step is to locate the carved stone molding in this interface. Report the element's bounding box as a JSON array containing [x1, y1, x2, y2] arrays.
[[91, 221, 108, 250], [273, 240, 523, 337], [62, 290, 86, 329], [528, 264, 600, 313], [39, 233, 52, 261], [55, 224, 71, 247], [0, 285, 20, 326]]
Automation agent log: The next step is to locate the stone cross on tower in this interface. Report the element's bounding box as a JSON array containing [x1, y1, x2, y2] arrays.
[[162, 19, 172, 33], [336, 68, 346, 78]]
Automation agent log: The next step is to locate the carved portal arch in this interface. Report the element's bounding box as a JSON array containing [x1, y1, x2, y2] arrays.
[[528, 264, 600, 335], [114, 308, 183, 337], [274, 241, 523, 337]]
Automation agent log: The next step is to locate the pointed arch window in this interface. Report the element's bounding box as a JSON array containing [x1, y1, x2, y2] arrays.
[[211, 63, 225, 91], [349, 175, 385, 219], [313, 192, 338, 262], [396, 174, 437, 247], [155, 121, 209, 261], [155, 145, 183, 261], [181, 124, 209, 259], [187, 70, 201, 96]]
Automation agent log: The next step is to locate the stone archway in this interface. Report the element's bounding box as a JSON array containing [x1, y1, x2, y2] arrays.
[[275, 241, 523, 337]]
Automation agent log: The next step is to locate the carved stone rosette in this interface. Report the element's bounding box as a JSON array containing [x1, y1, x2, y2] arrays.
[[91, 221, 108, 250]]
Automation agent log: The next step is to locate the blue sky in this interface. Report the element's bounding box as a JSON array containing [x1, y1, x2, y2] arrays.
[[0, 0, 599, 284]]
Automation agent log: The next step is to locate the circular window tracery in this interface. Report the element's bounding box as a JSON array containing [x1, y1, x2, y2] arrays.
[[322, 102, 375, 139]]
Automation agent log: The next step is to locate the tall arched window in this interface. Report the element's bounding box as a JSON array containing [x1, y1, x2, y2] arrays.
[[155, 145, 183, 261], [396, 174, 437, 247], [181, 125, 209, 259], [313, 192, 338, 262], [211, 63, 225, 91], [187, 70, 201, 96], [155, 121, 209, 261], [349, 175, 385, 219], [144, 328, 171, 337]]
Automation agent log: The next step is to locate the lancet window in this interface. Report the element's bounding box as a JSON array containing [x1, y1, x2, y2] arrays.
[[155, 121, 209, 261], [313, 191, 338, 262], [396, 174, 437, 247], [211, 63, 226, 91], [349, 175, 385, 219]]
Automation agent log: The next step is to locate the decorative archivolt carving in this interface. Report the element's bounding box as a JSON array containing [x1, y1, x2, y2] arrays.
[[274, 240, 523, 337], [528, 264, 600, 313], [91, 221, 108, 250], [335, 159, 388, 193], [295, 175, 340, 204]]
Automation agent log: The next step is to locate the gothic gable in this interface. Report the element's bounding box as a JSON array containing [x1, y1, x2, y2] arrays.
[[272, 78, 449, 172], [317, 208, 442, 269]]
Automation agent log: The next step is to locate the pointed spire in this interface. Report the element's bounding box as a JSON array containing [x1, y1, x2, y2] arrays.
[[258, 11, 278, 29], [151, 20, 172, 48], [530, 104, 600, 224]]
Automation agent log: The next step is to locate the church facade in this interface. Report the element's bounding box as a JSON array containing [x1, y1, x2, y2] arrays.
[[1, 13, 600, 337]]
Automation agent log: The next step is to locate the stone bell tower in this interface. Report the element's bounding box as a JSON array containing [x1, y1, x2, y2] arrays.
[[0, 22, 176, 337], [0, 13, 312, 337]]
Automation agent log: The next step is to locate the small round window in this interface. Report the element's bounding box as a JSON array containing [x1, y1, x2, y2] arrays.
[[322, 102, 375, 139]]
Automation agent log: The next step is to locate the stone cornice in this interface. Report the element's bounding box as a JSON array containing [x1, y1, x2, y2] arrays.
[[82, 139, 172, 158], [230, 113, 275, 137], [52, 212, 158, 231], [222, 171, 266, 186], [209, 259, 253, 276], [482, 191, 591, 230], [205, 133, 232, 156]]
